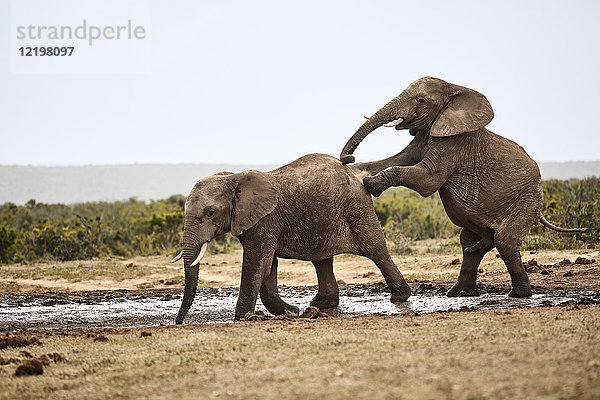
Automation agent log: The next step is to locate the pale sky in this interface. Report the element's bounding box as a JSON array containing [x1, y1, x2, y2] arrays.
[[1, 0, 599, 166]]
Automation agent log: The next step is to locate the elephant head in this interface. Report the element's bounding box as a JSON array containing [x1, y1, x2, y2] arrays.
[[340, 77, 494, 164], [174, 170, 278, 324]]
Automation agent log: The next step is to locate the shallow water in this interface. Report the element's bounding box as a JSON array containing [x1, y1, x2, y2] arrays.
[[1, 284, 598, 330]]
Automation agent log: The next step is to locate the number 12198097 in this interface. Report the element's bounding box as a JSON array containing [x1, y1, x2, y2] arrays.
[[19, 47, 74, 56]]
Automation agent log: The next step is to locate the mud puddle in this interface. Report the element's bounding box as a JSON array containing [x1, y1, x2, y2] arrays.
[[1, 283, 599, 331]]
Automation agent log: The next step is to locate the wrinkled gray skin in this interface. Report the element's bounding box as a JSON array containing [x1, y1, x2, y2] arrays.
[[175, 153, 411, 324], [340, 76, 585, 298]]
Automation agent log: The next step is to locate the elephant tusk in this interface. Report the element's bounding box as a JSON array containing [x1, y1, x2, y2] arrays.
[[190, 242, 208, 267], [384, 117, 404, 127], [170, 251, 183, 263], [363, 115, 371, 120]]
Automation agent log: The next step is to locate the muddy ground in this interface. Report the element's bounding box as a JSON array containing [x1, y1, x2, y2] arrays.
[[1, 282, 600, 331], [1, 245, 599, 330], [1, 244, 600, 399]]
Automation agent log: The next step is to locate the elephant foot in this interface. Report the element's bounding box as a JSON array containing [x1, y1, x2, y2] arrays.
[[310, 293, 339, 309], [390, 282, 411, 302], [363, 175, 388, 197], [264, 302, 300, 317], [447, 282, 480, 297], [508, 284, 532, 298]]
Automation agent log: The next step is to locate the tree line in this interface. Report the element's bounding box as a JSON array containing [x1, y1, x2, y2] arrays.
[[0, 178, 597, 264]]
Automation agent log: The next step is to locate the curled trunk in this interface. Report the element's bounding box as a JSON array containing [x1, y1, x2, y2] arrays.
[[340, 94, 405, 163]]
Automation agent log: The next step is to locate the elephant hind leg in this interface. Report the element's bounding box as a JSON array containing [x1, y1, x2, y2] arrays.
[[353, 218, 411, 302], [259, 257, 299, 316], [310, 257, 339, 309], [448, 228, 494, 297], [494, 225, 532, 298]]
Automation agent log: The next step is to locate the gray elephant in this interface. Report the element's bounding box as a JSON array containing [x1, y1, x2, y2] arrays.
[[339, 76, 585, 298], [172, 153, 411, 324]]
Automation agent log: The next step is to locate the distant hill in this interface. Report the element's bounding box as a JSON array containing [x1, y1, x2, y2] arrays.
[[1, 161, 598, 205], [0, 164, 277, 205]]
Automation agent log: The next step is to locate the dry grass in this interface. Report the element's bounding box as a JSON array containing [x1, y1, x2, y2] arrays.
[[0, 259, 167, 283], [1, 242, 599, 293], [0, 305, 599, 400]]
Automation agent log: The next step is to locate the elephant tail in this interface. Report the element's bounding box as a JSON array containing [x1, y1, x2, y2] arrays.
[[539, 216, 587, 233]]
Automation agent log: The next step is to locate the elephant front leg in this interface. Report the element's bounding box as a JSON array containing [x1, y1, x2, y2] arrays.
[[234, 245, 275, 321], [310, 258, 339, 309], [364, 161, 451, 198], [259, 257, 299, 316]]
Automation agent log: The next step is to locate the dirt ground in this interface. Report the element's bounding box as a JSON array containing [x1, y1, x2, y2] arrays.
[[1, 240, 599, 293], [0, 306, 598, 399], [1, 241, 599, 399]]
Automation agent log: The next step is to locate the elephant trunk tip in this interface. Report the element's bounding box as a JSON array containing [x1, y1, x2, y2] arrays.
[[340, 154, 355, 165]]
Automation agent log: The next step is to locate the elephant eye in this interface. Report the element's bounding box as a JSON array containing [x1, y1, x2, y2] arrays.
[[416, 97, 425, 103], [206, 208, 216, 217]]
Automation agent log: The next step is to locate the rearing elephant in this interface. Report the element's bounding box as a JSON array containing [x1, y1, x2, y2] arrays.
[[340, 76, 585, 298]]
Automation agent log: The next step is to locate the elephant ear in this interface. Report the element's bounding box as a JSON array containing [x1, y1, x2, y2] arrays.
[[231, 171, 278, 237], [430, 84, 494, 137]]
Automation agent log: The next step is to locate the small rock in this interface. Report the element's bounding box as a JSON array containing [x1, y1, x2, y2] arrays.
[[36, 354, 51, 366], [575, 257, 594, 265], [530, 251, 536, 254], [0, 356, 22, 365], [140, 331, 152, 338], [284, 309, 299, 319], [0, 335, 41, 350], [563, 270, 574, 277], [335, 369, 344, 377], [523, 259, 540, 272], [587, 244, 596, 250], [540, 269, 552, 275], [559, 259, 572, 266], [15, 359, 44, 377], [242, 311, 270, 321], [126, 262, 135, 268], [93, 335, 109, 342], [46, 353, 67, 362], [449, 258, 461, 265], [300, 306, 321, 319]]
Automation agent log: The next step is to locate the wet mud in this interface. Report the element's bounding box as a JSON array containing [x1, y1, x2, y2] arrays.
[[1, 282, 599, 331]]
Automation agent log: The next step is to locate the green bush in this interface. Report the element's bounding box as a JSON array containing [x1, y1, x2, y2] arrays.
[[0, 178, 597, 264], [373, 188, 459, 240], [524, 178, 599, 250]]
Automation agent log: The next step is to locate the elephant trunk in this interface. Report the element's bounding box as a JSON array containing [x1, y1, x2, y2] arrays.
[[175, 233, 206, 325], [175, 261, 199, 324], [340, 93, 407, 164]]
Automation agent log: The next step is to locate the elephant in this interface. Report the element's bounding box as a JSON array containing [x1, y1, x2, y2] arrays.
[[339, 76, 586, 298], [171, 153, 411, 324]]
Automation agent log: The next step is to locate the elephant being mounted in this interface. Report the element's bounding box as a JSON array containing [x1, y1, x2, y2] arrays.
[[171, 153, 411, 324]]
